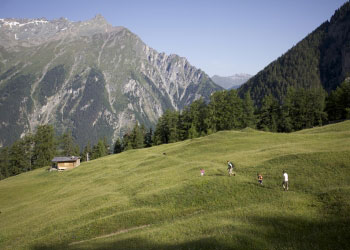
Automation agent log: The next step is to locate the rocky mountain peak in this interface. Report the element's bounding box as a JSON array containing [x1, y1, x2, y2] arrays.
[[0, 14, 123, 48], [0, 15, 221, 148], [92, 14, 107, 23]]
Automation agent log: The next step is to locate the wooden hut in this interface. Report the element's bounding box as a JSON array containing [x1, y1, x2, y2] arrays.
[[51, 156, 80, 170]]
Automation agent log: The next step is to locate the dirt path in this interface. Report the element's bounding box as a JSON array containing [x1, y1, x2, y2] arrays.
[[69, 224, 150, 246]]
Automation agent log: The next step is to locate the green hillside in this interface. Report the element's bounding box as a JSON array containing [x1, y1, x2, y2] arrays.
[[0, 121, 350, 250], [238, 2, 350, 106]]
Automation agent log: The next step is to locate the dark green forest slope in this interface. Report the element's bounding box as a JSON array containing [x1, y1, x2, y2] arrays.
[[239, 2, 350, 106]]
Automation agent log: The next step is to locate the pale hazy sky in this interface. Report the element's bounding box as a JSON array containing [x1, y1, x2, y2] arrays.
[[1, 0, 348, 76]]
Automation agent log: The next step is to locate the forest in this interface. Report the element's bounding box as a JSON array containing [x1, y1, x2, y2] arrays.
[[0, 79, 349, 180], [238, 2, 350, 107]]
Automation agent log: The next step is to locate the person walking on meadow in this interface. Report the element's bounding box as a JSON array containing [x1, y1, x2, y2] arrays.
[[257, 173, 263, 185], [200, 168, 205, 176], [282, 170, 288, 191], [227, 161, 235, 176]]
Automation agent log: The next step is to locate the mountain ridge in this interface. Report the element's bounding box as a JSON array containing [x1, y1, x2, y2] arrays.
[[0, 15, 222, 148], [238, 2, 350, 106], [211, 73, 252, 89]]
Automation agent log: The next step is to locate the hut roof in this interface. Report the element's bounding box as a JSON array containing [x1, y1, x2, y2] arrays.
[[52, 156, 80, 163]]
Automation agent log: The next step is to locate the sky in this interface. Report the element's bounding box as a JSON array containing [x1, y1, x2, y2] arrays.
[[0, 0, 348, 76]]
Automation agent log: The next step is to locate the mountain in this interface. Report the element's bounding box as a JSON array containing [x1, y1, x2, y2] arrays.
[[211, 73, 252, 89], [238, 2, 350, 106], [0, 15, 222, 148]]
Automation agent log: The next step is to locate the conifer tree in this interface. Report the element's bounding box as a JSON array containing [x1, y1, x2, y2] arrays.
[[279, 88, 293, 132], [9, 140, 27, 175], [60, 130, 79, 156], [242, 92, 256, 128], [122, 133, 133, 151], [208, 91, 229, 131], [103, 136, 110, 154], [326, 79, 350, 120], [288, 88, 327, 130], [188, 123, 199, 139], [0, 147, 10, 179], [81, 141, 92, 161], [131, 123, 145, 149], [113, 138, 123, 153], [32, 125, 56, 168], [189, 98, 209, 136], [91, 139, 107, 159], [144, 128, 153, 147], [153, 110, 172, 144], [257, 95, 279, 132]]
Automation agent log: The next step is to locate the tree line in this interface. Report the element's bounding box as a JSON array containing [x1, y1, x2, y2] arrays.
[[0, 126, 109, 180], [114, 79, 349, 148], [238, 2, 350, 107], [1, 79, 349, 180]]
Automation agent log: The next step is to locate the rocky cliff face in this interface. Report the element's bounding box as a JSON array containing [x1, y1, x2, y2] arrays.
[[0, 15, 221, 148]]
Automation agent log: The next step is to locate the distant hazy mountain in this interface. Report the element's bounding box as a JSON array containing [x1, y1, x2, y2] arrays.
[[211, 74, 252, 89], [0, 15, 222, 148], [239, 2, 350, 106]]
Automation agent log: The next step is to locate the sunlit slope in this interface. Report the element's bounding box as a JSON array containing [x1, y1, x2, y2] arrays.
[[0, 121, 349, 250]]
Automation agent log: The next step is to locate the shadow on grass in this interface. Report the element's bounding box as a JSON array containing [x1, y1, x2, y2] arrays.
[[30, 213, 350, 250], [31, 237, 230, 250], [245, 181, 275, 189], [210, 173, 227, 176]]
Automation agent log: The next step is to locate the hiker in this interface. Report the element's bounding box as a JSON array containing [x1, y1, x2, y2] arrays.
[[227, 161, 235, 176], [257, 173, 263, 185], [200, 168, 205, 176], [282, 170, 288, 191]]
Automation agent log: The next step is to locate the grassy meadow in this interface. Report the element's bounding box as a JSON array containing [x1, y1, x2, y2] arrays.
[[0, 121, 350, 250]]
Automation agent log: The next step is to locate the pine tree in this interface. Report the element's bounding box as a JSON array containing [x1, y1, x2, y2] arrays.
[[208, 91, 229, 131], [326, 79, 350, 121], [81, 141, 92, 161], [188, 123, 199, 139], [288, 88, 327, 130], [178, 107, 192, 140], [242, 92, 256, 128], [189, 98, 209, 136], [113, 138, 123, 153], [21, 134, 34, 171], [131, 123, 145, 149], [32, 125, 56, 168], [279, 88, 293, 132], [91, 139, 107, 159], [144, 128, 153, 148], [226, 89, 244, 129], [153, 110, 175, 145], [103, 137, 110, 154], [8, 134, 34, 175], [9, 140, 26, 175], [122, 133, 133, 151], [257, 95, 279, 132], [60, 130, 79, 156], [0, 147, 10, 179], [167, 111, 180, 143]]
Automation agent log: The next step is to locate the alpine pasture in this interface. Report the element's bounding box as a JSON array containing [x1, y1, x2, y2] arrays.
[[0, 121, 349, 250]]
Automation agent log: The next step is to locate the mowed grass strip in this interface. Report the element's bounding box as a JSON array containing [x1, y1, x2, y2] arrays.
[[0, 121, 349, 250]]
